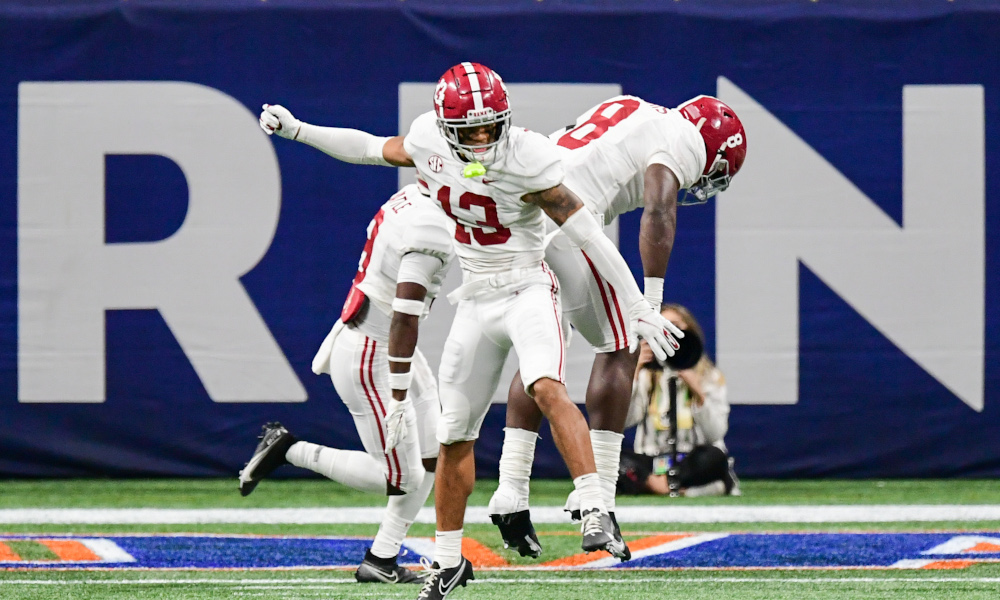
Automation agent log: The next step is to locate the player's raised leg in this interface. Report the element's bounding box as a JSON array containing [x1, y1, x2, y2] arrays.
[[492, 249, 634, 559], [504, 272, 626, 558]]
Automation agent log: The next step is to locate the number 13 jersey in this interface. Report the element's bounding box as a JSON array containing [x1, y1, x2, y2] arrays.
[[404, 111, 565, 274]]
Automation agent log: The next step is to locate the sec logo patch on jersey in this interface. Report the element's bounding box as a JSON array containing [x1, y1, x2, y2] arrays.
[[428, 155, 444, 173]]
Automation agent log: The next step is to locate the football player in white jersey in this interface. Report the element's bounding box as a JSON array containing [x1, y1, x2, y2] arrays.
[[488, 95, 748, 557], [237, 184, 454, 584], [258, 62, 683, 600]]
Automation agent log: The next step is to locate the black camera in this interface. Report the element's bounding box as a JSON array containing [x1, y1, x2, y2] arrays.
[[656, 328, 704, 371]]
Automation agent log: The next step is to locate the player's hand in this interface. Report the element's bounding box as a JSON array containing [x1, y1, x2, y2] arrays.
[[629, 304, 683, 362], [384, 397, 411, 451], [259, 104, 302, 139]]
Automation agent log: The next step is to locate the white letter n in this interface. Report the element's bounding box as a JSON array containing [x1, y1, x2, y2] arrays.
[[717, 79, 984, 411]]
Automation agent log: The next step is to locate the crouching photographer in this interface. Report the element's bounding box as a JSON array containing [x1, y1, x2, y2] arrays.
[[619, 304, 740, 497]]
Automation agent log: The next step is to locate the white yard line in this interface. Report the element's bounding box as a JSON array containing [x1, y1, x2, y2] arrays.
[[3, 577, 1000, 585], [2, 505, 1000, 524]]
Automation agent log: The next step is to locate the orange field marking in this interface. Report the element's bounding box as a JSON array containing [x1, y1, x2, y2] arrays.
[[965, 542, 1000, 553], [38, 540, 101, 562], [461, 538, 509, 568], [538, 534, 691, 567], [0, 542, 20, 561], [626, 534, 692, 552], [922, 560, 976, 569]]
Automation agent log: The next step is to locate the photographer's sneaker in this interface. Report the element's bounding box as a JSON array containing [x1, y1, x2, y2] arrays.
[[417, 557, 474, 600], [580, 508, 631, 561], [237, 422, 296, 497], [355, 549, 424, 584], [724, 457, 742, 496], [682, 480, 727, 497], [488, 486, 541, 558]]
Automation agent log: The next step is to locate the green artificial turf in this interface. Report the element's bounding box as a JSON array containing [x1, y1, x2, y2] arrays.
[[2, 478, 999, 599], [2, 478, 999, 508]]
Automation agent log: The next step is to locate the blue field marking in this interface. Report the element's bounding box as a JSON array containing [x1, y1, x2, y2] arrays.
[[0, 534, 428, 570], [2, 532, 999, 570], [617, 532, 1000, 570]]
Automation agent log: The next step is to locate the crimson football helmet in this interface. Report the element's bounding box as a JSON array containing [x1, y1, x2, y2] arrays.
[[434, 62, 511, 165], [676, 95, 747, 205]]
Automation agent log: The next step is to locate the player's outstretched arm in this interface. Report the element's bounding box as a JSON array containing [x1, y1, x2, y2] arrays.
[[639, 164, 680, 309], [525, 185, 683, 361], [258, 104, 414, 167]]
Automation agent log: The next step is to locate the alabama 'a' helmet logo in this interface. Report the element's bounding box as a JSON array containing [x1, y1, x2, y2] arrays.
[[434, 79, 448, 116]]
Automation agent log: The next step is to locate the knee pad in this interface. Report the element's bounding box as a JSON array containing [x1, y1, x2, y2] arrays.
[[399, 463, 428, 495]]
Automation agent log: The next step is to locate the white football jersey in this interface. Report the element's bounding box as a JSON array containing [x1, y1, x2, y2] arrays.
[[347, 184, 455, 319], [550, 95, 707, 225], [404, 111, 565, 274]]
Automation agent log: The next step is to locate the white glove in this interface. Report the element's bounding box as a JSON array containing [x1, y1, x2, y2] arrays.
[[628, 303, 684, 362], [384, 397, 411, 451], [259, 104, 302, 140]]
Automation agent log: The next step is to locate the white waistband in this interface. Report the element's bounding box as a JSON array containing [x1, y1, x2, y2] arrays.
[[447, 263, 545, 305]]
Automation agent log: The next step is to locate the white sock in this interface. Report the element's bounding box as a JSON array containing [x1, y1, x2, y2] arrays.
[[370, 471, 434, 560], [285, 441, 385, 494], [496, 427, 538, 505], [434, 529, 464, 569], [573, 472, 607, 515], [590, 430, 624, 512]]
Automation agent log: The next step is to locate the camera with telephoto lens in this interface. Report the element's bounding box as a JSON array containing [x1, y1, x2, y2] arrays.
[[655, 328, 704, 371]]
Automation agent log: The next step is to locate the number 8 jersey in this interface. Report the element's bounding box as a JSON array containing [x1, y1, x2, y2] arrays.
[[552, 95, 707, 225], [403, 111, 566, 275]]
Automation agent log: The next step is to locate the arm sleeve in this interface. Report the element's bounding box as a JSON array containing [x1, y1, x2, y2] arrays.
[[396, 252, 444, 290], [295, 123, 392, 166], [559, 208, 644, 313], [691, 369, 730, 444]]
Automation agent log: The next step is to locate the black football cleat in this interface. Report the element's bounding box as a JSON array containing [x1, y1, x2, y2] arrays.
[[580, 508, 630, 561], [490, 510, 542, 558], [238, 422, 296, 497], [355, 549, 425, 584], [416, 556, 474, 600]]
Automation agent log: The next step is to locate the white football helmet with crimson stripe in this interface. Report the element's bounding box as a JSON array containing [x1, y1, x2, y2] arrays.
[[434, 62, 512, 165]]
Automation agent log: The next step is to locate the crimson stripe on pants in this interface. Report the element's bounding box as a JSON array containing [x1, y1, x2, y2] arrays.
[[358, 337, 394, 486], [541, 262, 565, 381], [367, 340, 402, 488], [604, 279, 628, 351], [581, 252, 626, 350]]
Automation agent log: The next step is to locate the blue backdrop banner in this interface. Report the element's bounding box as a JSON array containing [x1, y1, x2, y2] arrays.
[[1, 1, 998, 478]]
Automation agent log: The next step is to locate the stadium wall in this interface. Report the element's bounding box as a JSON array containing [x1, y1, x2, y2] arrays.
[[1, 0, 999, 478]]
